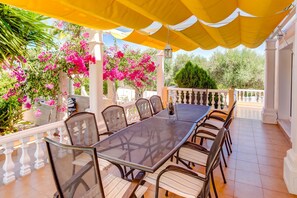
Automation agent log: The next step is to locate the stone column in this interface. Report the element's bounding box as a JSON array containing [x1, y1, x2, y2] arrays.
[[156, 51, 164, 98], [88, 29, 104, 120], [262, 39, 277, 124], [284, 22, 297, 195]]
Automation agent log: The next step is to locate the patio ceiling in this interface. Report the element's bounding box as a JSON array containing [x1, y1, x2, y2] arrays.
[[0, 0, 294, 51]]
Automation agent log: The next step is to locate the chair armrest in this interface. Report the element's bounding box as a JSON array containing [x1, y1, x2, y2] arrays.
[[158, 165, 206, 182], [200, 122, 220, 130], [99, 131, 114, 136], [208, 115, 226, 122], [128, 122, 136, 126], [122, 171, 146, 198], [181, 141, 209, 155], [209, 110, 228, 116]]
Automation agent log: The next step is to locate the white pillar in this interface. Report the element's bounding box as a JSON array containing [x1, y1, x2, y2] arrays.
[[156, 51, 164, 97], [88, 30, 104, 120], [262, 39, 277, 124], [284, 22, 297, 195]]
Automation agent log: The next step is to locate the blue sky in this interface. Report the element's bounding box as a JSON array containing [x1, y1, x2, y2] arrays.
[[103, 33, 265, 60]]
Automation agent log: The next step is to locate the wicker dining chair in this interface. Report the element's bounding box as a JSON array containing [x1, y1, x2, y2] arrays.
[[135, 98, 153, 121], [44, 138, 147, 198], [144, 128, 226, 198], [64, 112, 117, 172], [149, 95, 164, 115]]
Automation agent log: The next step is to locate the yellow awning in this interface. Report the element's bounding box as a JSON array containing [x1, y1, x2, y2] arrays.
[[111, 30, 180, 52], [0, 0, 293, 51], [181, 0, 293, 23]]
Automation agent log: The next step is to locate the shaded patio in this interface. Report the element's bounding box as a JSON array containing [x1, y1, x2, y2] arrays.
[[0, 108, 295, 198]]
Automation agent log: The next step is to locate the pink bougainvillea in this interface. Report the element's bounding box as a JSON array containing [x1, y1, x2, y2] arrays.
[[103, 46, 157, 94], [35, 109, 42, 117], [1, 20, 95, 119]]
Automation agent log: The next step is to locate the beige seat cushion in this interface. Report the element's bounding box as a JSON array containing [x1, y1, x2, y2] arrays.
[[196, 126, 219, 140], [145, 161, 205, 198], [178, 147, 208, 166], [205, 119, 224, 129], [82, 174, 147, 198]]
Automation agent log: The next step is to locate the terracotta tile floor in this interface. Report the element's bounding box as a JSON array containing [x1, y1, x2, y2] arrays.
[[0, 117, 297, 198]]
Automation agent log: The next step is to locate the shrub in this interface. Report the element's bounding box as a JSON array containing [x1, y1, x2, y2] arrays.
[[0, 73, 23, 135], [174, 61, 217, 89]]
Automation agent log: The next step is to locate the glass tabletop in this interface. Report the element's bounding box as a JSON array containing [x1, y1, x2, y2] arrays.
[[94, 117, 196, 172], [94, 104, 210, 172], [155, 104, 210, 123]]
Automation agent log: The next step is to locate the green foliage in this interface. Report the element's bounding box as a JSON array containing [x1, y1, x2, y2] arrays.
[[0, 3, 53, 63], [165, 53, 207, 86], [174, 61, 217, 89], [208, 49, 264, 89], [165, 49, 264, 89], [0, 72, 23, 135]]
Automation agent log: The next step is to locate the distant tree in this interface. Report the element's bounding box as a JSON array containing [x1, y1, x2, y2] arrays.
[[164, 53, 207, 86], [208, 49, 264, 89], [174, 61, 217, 89]]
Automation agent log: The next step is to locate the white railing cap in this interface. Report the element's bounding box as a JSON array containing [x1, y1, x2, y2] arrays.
[[0, 120, 65, 145]]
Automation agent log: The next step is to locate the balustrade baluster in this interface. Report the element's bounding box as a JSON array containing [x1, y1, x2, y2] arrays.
[[200, 91, 203, 105], [2, 143, 15, 184], [34, 133, 45, 169], [224, 92, 228, 109], [189, 91, 192, 104], [20, 137, 31, 176], [178, 91, 182, 103], [193, 90, 198, 104], [218, 92, 221, 109], [211, 92, 215, 108], [206, 91, 209, 106]]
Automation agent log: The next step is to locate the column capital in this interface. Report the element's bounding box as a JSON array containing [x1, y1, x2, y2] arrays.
[[265, 39, 277, 50]]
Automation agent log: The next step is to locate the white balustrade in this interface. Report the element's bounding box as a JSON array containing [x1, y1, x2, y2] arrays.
[[235, 89, 264, 105], [0, 120, 65, 184], [168, 87, 229, 110]]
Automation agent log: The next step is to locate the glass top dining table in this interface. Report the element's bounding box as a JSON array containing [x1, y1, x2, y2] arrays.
[[93, 104, 210, 173]]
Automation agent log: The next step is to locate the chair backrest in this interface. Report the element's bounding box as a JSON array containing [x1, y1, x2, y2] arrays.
[[101, 105, 128, 133], [45, 138, 104, 198], [223, 100, 237, 127], [135, 98, 153, 120], [65, 112, 99, 146], [205, 128, 226, 176], [149, 95, 164, 114]]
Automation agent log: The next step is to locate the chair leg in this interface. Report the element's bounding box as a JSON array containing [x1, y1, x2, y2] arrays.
[[211, 172, 218, 198], [224, 140, 230, 156], [165, 190, 169, 197], [221, 150, 228, 168], [227, 130, 232, 144], [226, 136, 232, 153], [219, 162, 227, 184], [200, 137, 204, 145]]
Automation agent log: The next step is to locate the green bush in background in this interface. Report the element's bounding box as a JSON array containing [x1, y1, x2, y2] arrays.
[[174, 61, 217, 89]]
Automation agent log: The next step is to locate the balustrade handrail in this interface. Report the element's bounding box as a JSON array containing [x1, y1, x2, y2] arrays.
[[235, 88, 264, 92], [0, 120, 65, 145]]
